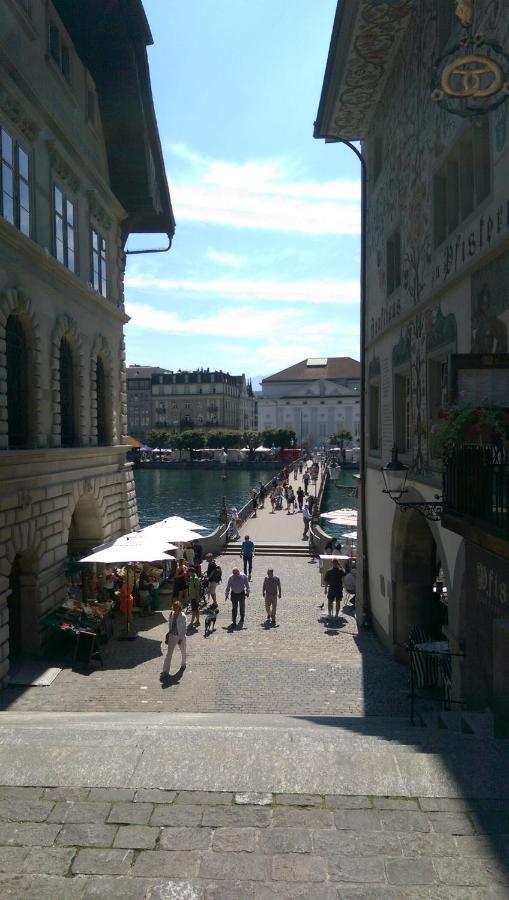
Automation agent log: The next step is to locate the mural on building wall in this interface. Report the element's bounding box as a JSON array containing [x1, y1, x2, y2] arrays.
[[471, 250, 509, 353]]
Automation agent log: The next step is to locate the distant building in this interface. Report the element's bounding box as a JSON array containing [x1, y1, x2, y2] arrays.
[[0, 0, 174, 680], [259, 358, 361, 446], [127, 366, 168, 441], [127, 368, 256, 439]]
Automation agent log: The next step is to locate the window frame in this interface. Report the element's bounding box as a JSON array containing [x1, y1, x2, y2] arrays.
[[0, 124, 31, 238], [53, 183, 77, 273], [48, 20, 72, 83], [393, 368, 412, 456], [90, 225, 108, 298], [368, 380, 381, 455]]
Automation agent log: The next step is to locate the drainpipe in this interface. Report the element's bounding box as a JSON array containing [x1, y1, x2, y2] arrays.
[[325, 138, 371, 627]]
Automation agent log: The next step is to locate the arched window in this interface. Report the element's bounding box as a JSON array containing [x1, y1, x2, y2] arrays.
[[96, 357, 108, 445], [6, 315, 29, 448], [60, 337, 76, 446]]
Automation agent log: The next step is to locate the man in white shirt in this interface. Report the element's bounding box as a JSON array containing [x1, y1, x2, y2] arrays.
[[302, 506, 311, 540], [160, 601, 187, 680], [224, 567, 250, 629]]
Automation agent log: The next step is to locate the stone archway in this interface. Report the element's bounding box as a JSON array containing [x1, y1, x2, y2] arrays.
[[67, 493, 105, 557], [7, 549, 39, 660], [390, 506, 448, 655]]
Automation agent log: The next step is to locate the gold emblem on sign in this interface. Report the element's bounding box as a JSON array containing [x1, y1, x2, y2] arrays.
[[441, 54, 504, 98]]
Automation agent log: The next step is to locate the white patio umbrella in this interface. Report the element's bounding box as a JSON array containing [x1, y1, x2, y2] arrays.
[[254, 445, 272, 452], [321, 508, 358, 521], [342, 531, 358, 540], [144, 515, 207, 531]]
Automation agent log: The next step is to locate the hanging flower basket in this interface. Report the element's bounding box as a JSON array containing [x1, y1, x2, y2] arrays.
[[431, 401, 509, 453]]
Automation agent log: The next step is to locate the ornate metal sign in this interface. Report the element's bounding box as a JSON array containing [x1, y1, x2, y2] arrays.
[[431, 23, 509, 118]]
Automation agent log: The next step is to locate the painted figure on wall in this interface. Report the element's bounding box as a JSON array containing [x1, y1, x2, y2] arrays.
[[471, 252, 509, 353]]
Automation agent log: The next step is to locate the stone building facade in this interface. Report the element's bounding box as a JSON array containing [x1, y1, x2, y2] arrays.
[[316, 0, 509, 726], [127, 368, 256, 439], [259, 358, 361, 447], [0, 0, 174, 678]]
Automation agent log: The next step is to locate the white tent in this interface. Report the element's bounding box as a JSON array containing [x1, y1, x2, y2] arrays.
[[254, 445, 272, 452], [144, 516, 206, 532], [80, 531, 176, 564], [321, 508, 358, 521]]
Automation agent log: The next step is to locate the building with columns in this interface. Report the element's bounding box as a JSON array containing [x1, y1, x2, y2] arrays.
[[258, 358, 361, 447], [150, 369, 256, 436], [0, 0, 174, 679], [315, 0, 509, 727]]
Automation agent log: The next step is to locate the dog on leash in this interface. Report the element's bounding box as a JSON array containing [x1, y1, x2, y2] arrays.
[[204, 600, 219, 636]]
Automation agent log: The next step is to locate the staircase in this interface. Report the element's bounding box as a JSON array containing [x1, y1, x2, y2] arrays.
[[419, 708, 495, 738], [221, 541, 312, 558]]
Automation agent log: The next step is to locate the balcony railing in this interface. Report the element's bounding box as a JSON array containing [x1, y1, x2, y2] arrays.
[[443, 443, 509, 539]]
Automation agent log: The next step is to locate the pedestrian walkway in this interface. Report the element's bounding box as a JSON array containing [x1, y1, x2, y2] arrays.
[[235, 468, 319, 544]]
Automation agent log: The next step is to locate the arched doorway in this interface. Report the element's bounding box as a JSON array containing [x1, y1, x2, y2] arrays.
[[391, 508, 448, 653], [7, 551, 39, 661], [6, 314, 31, 449], [67, 494, 104, 558], [60, 336, 78, 447]]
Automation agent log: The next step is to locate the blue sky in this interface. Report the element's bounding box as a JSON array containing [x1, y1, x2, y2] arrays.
[[124, 0, 361, 381]]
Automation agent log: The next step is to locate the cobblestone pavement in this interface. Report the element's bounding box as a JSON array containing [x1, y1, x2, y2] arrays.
[[0, 787, 505, 898], [0, 554, 409, 715]]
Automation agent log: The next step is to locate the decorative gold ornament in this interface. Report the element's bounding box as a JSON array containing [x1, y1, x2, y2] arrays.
[[455, 0, 474, 28], [441, 54, 504, 98]]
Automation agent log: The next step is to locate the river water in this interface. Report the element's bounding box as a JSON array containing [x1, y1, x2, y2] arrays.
[[134, 466, 277, 530], [134, 465, 358, 536]]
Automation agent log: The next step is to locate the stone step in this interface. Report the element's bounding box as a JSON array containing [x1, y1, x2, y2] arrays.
[[0, 712, 506, 797]]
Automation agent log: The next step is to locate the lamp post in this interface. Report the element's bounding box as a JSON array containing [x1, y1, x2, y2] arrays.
[[381, 445, 443, 522]]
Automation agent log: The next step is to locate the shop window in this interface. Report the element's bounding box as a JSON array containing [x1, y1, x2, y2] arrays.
[[60, 337, 77, 446], [6, 315, 29, 449], [91, 227, 107, 297], [394, 371, 412, 453], [54, 185, 76, 272], [1, 126, 31, 236], [434, 121, 490, 248], [369, 382, 381, 452], [386, 228, 401, 296]]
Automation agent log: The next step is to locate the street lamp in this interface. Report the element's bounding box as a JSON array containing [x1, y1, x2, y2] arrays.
[[381, 445, 443, 522]]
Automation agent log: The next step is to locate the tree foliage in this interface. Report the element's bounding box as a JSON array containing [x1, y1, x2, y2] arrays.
[[179, 430, 206, 450], [260, 427, 297, 448], [330, 428, 353, 445], [146, 429, 171, 449]]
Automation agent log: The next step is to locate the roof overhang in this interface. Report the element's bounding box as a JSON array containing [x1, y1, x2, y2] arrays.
[[314, 0, 414, 142], [53, 0, 175, 241]]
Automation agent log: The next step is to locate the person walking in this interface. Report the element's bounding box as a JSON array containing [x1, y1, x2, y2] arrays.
[[258, 482, 266, 509], [296, 486, 304, 512], [251, 490, 258, 518], [302, 505, 311, 540], [205, 553, 221, 601], [240, 534, 255, 578], [287, 486, 295, 514], [303, 471, 310, 495], [160, 601, 187, 680], [307, 495, 315, 515], [262, 568, 281, 626], [324, 559, 345, 618], [299, 461, 303, 474], [225, 567, 250, 629], [188, 567, 201, 627]]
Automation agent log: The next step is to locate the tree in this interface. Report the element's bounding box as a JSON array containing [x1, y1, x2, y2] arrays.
[[179, 430, 206, 451], [242, 430, 260, 449], [330, 428, 352, 446], [260, 427, 297, 448], [146, 429, 171, 460], [171, 432, 186, 460], [206, 430, 241, 449]]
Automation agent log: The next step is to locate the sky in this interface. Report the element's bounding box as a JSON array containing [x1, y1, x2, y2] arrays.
[[124, 0, 361, 383]]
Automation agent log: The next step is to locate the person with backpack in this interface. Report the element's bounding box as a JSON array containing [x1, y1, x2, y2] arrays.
[[296, 486, 304, 512], [205, 553, 222, 601], [240, 534, 255, 578], [324, 558, 345, 618], [303, 471, 310, 495]]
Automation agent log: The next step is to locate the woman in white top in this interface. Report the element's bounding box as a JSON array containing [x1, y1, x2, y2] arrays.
[[160, 601, 187, 679]]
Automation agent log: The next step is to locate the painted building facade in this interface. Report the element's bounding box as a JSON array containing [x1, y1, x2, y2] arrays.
[[0, 0, 174, 678], [259, 357, 361, 447], [316, 0, 509, 726]]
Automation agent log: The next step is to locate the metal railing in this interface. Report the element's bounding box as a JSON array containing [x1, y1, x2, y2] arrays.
[[443, 443, 509, 539]]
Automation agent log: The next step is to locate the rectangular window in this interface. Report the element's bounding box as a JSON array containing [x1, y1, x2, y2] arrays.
[[386, 229, 401, 296], [394, 372, 412, 453], [1, 126, 31, 236], [49, 22, 71, 82], [91, 226, 107, 297], [369, 382, 381, 452], [53, 186, 76, 272], [434, 122, 491, 248]]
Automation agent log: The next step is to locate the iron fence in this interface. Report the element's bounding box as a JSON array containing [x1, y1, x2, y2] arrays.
[[443, 443, 509, 538]]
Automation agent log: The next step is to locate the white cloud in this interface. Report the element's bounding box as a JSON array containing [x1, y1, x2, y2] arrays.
[[166, 144, 360, 235], [206, 250, 244, 268], [125, 274, 359, 306]]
